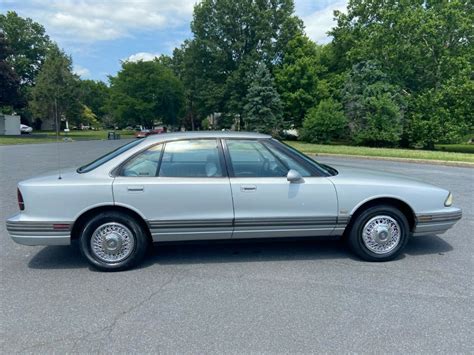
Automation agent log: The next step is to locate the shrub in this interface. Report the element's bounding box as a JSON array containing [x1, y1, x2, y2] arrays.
[[300, 99, 347, 143]]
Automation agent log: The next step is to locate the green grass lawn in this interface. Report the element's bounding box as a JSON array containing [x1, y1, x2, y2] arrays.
[[0, 130, 135, 145], [286, 141, 474, 163]]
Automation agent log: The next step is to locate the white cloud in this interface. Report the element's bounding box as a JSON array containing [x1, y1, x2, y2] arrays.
[[125, 52, 161, 62], [73, 64, 90, 77], [14, 0, 199, 43], [301, 1, 348, 43], [7, 0, 345, 46]]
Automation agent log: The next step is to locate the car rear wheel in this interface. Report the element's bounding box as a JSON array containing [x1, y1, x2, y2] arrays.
[[347, 205, 409, 261], [79, 211, 149, 271]]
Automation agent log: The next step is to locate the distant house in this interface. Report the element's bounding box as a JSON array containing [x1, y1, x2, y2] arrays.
[[0, 114, 21, 135]]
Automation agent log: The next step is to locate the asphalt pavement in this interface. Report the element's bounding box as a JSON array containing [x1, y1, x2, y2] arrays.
[[1, 139, 473, 353]]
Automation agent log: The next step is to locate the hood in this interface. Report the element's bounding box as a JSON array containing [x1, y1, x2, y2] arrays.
[[329, 163, 439, 189]]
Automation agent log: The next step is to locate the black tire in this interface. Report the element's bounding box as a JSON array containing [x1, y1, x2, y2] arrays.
[[347, 205, 409, 262], [79, 211, 149, 271]]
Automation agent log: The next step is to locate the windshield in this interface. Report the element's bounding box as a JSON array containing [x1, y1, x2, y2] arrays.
[[276, 140, 338, 176], [77, 139, 143, 173]]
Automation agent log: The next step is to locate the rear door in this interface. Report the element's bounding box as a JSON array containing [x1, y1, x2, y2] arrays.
[[224, 139, 338, 239], [113, 139, 234, 241]]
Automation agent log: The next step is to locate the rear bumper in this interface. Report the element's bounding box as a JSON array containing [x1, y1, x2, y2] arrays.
[[412, 208, 462, 236], [6, 214, 71, 246]]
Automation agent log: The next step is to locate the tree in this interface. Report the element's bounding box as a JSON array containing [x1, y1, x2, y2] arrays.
[[0, 32, 22, 109], [408, 72, 473, 149], [330, 0, 473, 146], [243, 63, 283, 135], [188, 0, 303, 125], [81, 105, 100, 129], [300, 99, 347, 143], [108, 60, 184, 128], [331, 0, 473, 92], [275, 34, 329, 128], [78, 80, 110, 120], [342, 61, 405, 147], [0, 11, 53, 86], [172, 41, 203, 130], [29, 47, 81, 130]]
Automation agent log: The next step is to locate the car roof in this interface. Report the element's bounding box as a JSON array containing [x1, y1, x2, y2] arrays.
[[144, 131, 271, 142]]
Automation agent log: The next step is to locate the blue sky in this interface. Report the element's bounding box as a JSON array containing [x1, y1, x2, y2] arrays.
[[1, 0, 347, 82]]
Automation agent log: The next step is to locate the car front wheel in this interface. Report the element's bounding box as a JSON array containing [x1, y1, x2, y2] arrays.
[[79, 211, 149, 271], [347, 205, 409, 261]]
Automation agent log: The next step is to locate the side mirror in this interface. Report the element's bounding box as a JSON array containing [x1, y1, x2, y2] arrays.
[[287, 169, 303, 183]]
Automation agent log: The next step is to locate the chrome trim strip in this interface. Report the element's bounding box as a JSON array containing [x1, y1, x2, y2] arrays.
[[147, 216, 344, 229], [337, 216, 351, 224], [234, 217, 337, 227], [148, 219, 233, 229]]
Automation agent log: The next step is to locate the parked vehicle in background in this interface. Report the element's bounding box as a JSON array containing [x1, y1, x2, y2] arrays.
[[79, 124, 96, 130], [134, 129, 150, 138], [20, 124, 33, 134], [134, 127, 167, 138], [6, 131, 461, 271]]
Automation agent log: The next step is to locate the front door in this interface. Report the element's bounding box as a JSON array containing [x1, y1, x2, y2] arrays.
[[224, 139, 338, 239], [113, 139, 234, 241]]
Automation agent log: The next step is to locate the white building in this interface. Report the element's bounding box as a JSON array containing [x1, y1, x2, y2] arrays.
[[0, 114, 21, 135]]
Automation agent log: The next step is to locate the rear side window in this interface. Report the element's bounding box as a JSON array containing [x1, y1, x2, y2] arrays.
[[159, 139, 223, 177]]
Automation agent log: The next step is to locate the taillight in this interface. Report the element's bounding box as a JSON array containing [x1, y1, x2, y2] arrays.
[[17, 188, 24, 211]]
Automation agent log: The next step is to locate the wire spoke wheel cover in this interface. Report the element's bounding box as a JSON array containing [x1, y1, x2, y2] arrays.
[[362, 215, 401, 254], [90, 222, 135, 263]]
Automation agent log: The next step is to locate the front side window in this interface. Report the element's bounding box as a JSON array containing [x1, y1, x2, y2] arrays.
[[263, 142, 311, 177], [159, 139, 223, 177], [121, 144, 163, 177], [226, 140, 290, 177]]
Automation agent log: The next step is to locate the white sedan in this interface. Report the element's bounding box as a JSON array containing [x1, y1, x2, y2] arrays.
[[20, 124, 33, 134], [6, 132, 462, 271]]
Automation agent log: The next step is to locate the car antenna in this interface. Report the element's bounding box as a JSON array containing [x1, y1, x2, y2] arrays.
[[55, 97, 62, 180]]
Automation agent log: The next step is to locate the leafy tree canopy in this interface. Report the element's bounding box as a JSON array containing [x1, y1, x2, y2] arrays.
[[185, 0, 303, 122], [29, 47, 81, 129], [108, 60, 184, 128], [331, 0, 473, 93], [0, 11, 53, 86], [78, 80, 110, 119], [275, 34, 329, 127], [0, 32, 22, 109], [342, 61, 405, 147]]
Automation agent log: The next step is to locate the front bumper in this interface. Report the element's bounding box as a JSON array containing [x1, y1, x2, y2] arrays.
[[6, 214, 71, 246], [412, 208, 462, 236]]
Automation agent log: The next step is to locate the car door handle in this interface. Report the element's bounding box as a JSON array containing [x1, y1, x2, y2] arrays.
[[127, 186, 144, 192], [241, 185, 257, 192]]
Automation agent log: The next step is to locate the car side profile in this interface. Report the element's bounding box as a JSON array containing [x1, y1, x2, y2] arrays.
[[6, 132, 462, 271]]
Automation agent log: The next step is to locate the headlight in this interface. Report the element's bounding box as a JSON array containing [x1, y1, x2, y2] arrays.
[[444, 192, 453, 207]]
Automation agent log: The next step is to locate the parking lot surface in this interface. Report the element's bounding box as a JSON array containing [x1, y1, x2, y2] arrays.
[[1, 140, 472, 353]]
